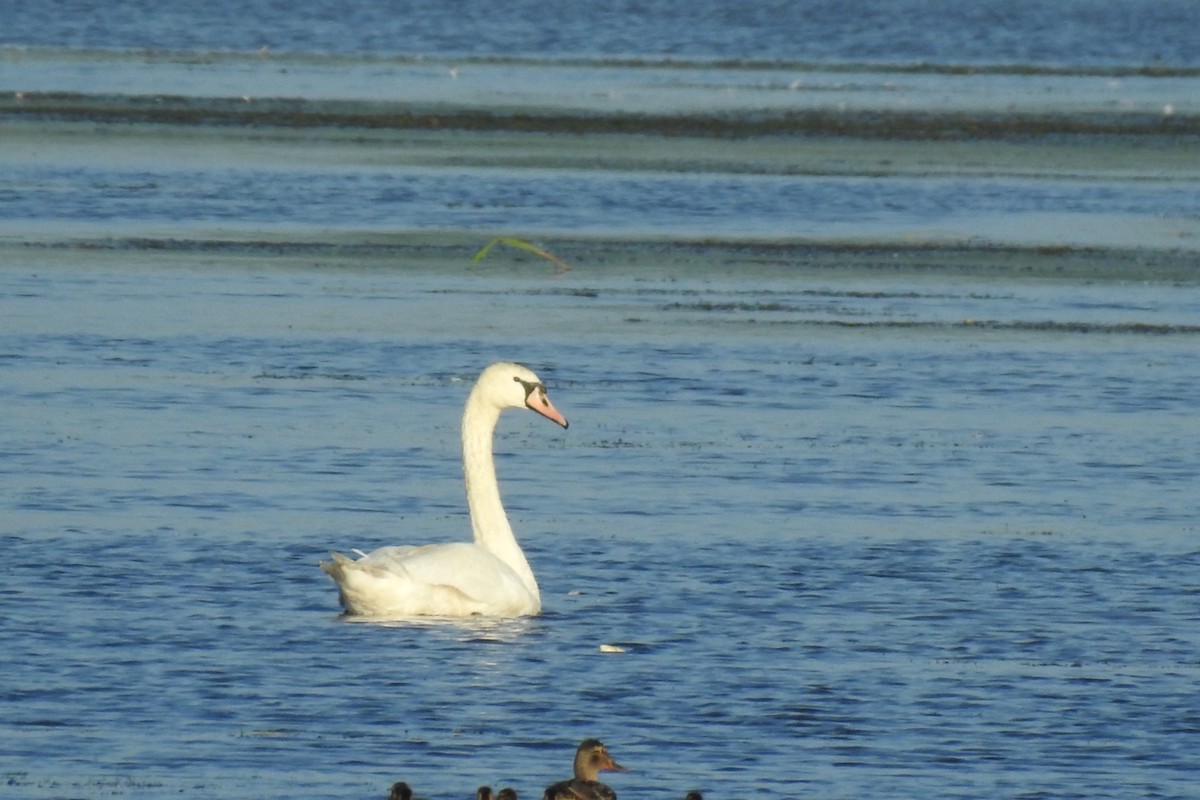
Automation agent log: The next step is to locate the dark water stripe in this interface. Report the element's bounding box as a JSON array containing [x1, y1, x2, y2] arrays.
[[12, 235, 1200, 284], [3, 92, 1196, 139], [658, 310, 1200, 336], [7, 46, 1200, 78]]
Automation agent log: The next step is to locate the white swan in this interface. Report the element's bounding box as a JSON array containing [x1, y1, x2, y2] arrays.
[[320, 362, 568, 618]]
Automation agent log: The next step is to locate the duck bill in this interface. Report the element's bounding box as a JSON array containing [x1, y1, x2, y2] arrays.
[[527, 391, 569, 429], [602, 757, 628, 773]]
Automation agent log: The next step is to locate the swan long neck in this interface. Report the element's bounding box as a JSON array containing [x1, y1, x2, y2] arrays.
[[462, 389, 540, 600]]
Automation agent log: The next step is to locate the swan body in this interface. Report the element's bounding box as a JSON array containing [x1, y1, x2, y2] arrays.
[[321, 362, 568, 618], [542, 739, 626, 800]]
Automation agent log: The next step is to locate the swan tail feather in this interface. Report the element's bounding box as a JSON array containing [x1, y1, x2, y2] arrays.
[[320, 551, 390, 579]]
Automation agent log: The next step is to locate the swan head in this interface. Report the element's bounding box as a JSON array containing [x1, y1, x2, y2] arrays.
[[573, 738, 626, 780], [477, 362, 568, 429]]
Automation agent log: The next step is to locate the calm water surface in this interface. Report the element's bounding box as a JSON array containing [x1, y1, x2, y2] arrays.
[[4, 0, 1199, 66], [2, 260, 1199, 800], [3, 2, 1200, 798]]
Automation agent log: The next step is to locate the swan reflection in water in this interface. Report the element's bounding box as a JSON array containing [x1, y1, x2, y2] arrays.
[[322, 362, 568, 619]]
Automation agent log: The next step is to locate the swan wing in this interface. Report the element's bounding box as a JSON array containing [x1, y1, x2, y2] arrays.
[[322, 542, 538, 617], [363, 542, 527, 599]]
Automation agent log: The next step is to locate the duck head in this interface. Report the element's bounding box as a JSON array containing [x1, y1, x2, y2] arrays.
[[573, 738, 627, 782]]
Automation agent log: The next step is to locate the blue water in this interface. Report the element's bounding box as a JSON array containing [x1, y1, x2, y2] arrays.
[[3, 264, 1199, 799], [3, 0, 1199, 67], [2, 3, 1200, 799], [3, 164, 1194, 239]]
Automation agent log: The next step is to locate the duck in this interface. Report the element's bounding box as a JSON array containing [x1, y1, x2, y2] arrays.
[[321, 362, 568, 618], [477, 787, 519, 800], [684, 793, 703, 800], [542, 738, 626, 800]]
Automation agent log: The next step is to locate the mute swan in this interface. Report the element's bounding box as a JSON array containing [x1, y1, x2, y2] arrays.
[[321, 362, 568, 618], [542, 739, 626, 800]]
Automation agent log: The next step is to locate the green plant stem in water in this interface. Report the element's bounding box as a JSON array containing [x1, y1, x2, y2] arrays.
[[471, 237, 572, 273]]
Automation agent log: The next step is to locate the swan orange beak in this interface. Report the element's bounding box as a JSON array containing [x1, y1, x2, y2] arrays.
[[527, 389, 568, 429]]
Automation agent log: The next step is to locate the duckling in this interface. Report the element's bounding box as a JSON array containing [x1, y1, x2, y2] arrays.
[[389, 782, 415, 800], [497, 790, 519, 800], [684, 793, 703, 800], [477, 785, 518, 800], [542, 738, 626, 800]]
